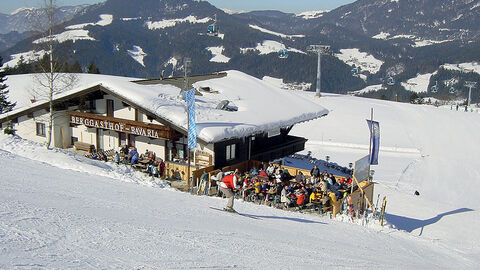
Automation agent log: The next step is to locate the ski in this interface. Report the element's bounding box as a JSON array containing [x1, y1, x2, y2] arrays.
[[379, 196, 387, 226], [209, 207, 261, 220], [374, 193, 380, 218]]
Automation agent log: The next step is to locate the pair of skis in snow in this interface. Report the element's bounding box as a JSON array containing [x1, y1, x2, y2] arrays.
[[209, 207, 261, 220]]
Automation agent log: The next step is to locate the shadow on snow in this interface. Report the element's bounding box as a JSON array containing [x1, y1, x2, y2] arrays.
[[385, 207, 474, 236], [250, 214, 327, 224]]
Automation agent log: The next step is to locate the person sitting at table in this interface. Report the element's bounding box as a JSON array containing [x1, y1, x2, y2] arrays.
[[266, 163, 275, 176], [308, 175, 318, 185], [258, 169, 268, 178], [281, 185, 292, 208], [318, 178, 328, 193], [140, 149, 149, 159], [113, 151, 120, 164], [280, 169, 292, 183], [325, 174, 333, 189], [254, 179, 263, 196], [157, 159, 165, 178], [329, 173, 337, 185], [295, 187, 306, 208], [127, 147, 137, 162], [310, 165, 321, 178], [309, 188, 322, 204], [339, 177, 351, 190], [258, 162, 265, 171], [152, 164, 159, 177], [249, 167, 259, 175], [130, 150, 139, 165], [295, 171, 306, 185], [120, 144, 129, 155]]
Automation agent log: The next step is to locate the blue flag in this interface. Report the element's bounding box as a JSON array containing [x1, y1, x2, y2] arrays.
[[183, 89, 197, 149], [367, 120, 380, 165]]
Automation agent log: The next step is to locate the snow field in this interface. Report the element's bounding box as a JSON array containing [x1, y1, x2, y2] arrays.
[[334, 48, 383, 74], [206, 46, 230, 63]]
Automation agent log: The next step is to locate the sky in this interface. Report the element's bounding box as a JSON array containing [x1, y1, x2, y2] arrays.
[[0, 0, 355, 15]]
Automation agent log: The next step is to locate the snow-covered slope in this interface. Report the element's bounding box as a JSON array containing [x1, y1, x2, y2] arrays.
[[1, 84, 479, 268], [0, 134, 477, 269]]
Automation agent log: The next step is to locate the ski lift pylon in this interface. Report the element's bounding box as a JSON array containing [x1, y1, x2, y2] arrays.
[[431, 81, 438, 93]]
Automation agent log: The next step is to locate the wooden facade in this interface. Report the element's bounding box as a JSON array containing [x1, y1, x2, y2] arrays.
[[67, 111, 182, 141], [213, 131, 307, 169]]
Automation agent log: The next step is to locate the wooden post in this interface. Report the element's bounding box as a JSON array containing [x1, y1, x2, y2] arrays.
[[186, 95, 191, 190], [352, 175, 375, 214]]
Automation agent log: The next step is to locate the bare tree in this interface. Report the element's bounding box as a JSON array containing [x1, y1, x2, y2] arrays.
[[31, 0, 78, 149]]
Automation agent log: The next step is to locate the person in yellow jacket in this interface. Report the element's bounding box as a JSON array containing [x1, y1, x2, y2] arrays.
[[309, 188, 322, 203]]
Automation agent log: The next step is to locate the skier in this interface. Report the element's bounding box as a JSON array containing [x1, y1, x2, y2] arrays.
[[218, 169, 242, 212]]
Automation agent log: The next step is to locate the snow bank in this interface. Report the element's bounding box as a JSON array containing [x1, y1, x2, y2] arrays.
[[0, 134, 164, 188]]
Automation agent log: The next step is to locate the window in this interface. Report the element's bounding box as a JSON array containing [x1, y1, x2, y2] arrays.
[[119, 132, 127, 147], [89, 100, 96, 111], [106, 99, 114, 117], [36, 122, 46, 137], [127, 134, 136, 148], [226, 144, 236, 161]]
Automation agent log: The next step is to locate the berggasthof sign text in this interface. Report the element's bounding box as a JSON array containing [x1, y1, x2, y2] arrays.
[[70, 115, 161, 139]]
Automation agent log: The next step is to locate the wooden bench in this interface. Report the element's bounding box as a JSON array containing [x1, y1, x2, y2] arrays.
[[74, 141, 95, 153]]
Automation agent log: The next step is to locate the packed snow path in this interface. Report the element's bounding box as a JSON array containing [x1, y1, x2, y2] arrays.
[[0, 141, 475, 269]]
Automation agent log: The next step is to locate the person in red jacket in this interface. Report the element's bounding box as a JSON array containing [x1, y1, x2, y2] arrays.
[[295, 187, 306, 207], [219, 169, 242, 212]]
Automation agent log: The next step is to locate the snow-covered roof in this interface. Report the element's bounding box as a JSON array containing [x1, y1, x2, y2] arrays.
[[1, 70, 328, 144]]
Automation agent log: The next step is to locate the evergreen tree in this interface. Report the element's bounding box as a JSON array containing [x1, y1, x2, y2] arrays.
[[409, 93, 419, 104], [70, 60, 82, 73], [0, 57, 16, 114], [87, 61, 100, 74]]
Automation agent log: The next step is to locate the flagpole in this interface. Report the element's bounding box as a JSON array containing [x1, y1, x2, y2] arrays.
[[187, 102, 191, 192], [368, 108, 373, 182]]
